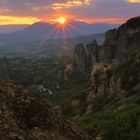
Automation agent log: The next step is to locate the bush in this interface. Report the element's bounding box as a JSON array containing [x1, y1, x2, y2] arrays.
[[75, 104, 140, 140]]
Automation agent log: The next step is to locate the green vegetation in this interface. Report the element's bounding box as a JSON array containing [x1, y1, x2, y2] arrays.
[[0, 56, 140, 140], [0, 57, 88, 116], [75, 104, 140, 140], [7, 57, 61, 87], [49, 80, 88, 116], [73, 57, 140, 140], [114, 58, 140, 91]]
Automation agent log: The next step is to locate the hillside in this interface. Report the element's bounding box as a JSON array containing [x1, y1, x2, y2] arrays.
[[0, 80, 92, 140]]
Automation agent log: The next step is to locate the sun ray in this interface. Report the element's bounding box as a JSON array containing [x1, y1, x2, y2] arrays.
[[31, 15, 93, 57]]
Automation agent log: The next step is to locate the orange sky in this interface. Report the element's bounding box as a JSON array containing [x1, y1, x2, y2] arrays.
[[0, 0, 139, 25], [0, 16, 40, 25], [0, 15, 128, 25]]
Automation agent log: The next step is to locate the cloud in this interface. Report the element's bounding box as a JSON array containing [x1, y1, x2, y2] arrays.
[[0, 0, 91, 12], [0, 0, 92, 16], [127, 0, 140, 3], [0, 0, 139, 25], [52, 0, 91, 9], [78, 17, 127, 24], [0, 16, 40, 25]]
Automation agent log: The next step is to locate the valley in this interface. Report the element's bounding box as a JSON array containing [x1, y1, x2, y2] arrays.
[[0, 16, 140, 140]]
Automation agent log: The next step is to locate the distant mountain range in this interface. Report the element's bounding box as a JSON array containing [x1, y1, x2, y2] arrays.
[[0, 21, 119, 44], [0, 24, 28, 34]]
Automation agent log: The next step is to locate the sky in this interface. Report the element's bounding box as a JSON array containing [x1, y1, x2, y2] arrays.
[[0, 0, 140, 25]]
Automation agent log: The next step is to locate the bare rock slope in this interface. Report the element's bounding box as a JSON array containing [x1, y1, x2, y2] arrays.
[[0, 80, 92, 140]]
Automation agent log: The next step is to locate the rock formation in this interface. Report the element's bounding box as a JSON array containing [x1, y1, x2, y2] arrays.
[[74, 16, 140, 75], [115, 16, 140, 61], [73, 43, 87, 75], [86, 54, 140, 114], [87, 40, 99, 65], [72, 16, 140, 115], [101, 29, 117, 63], [0, 80, 92, 140]]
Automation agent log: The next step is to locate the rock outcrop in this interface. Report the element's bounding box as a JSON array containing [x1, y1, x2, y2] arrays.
[[103, 16, 140, 62], [0, 80, 92, 140], [85, 52, 140, 115], [74, 16, 140, 75], [73, 16, 140, 115], [101, 29, 117, 63], [73, 44, 87, 75], [87, 40, 99, 65], [115, 16, 140, 61]]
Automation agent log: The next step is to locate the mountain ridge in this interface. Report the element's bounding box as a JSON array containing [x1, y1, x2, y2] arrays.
[[0, 21, 119, 44]]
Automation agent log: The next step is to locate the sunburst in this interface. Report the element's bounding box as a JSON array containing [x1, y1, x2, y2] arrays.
[[57, 17, 67, 25]]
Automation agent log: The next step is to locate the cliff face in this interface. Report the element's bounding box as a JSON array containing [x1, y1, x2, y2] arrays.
[[73, 44, 88, 75], [73, 16, 140, 75], [72, 16, 140, 115], [0, 80, 92, 140], [115, 17, 140, 60], [83, 55, 139, 115], [85, 17, 140, 114], [100, 29, 117, 63], [87, 40, 99, 65], [103, 16, 139, 62]]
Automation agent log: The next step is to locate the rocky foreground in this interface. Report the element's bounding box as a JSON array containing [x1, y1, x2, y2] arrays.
[[0, 80, 92, 140]]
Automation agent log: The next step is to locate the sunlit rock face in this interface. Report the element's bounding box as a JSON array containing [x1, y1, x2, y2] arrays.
[[0, 80, 92, 140], [56, 56, 75, 81]]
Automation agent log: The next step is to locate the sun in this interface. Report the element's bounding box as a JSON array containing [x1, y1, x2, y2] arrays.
[[57, 17, 67, 24]]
